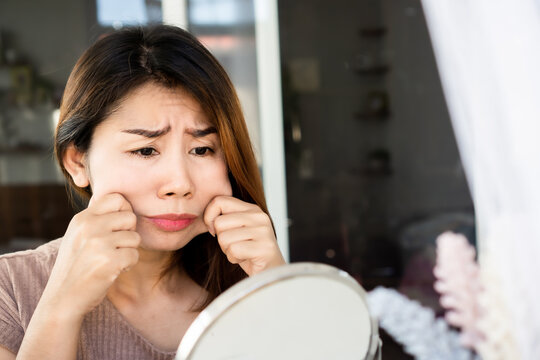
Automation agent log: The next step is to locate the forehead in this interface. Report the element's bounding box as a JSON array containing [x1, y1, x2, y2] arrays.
[[101, 82, 209, 130]]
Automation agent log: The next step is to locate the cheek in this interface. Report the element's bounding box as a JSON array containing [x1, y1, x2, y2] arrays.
[[88, 151, 232, 202], [88, 157, 149, 199], [194, 162, 232, 199]]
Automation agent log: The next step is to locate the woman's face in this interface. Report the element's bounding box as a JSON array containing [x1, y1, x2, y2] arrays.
[[82, 82, 232, 251]]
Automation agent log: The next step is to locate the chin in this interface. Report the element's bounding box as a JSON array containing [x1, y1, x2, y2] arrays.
[[138, 227, 205, 252]]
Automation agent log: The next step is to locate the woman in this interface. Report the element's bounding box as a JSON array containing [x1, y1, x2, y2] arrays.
[[0, 25, 285, 359]]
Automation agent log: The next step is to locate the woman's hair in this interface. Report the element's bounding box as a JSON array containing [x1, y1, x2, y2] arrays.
[[55, 25, 268, 309]]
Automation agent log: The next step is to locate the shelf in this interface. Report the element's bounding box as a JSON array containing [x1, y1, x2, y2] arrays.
[[359, 27, 387, 38], [354, 65, 390, 75], [354, 111, 390, 122]]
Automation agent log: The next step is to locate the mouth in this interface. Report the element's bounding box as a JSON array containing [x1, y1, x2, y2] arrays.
[[146, 213, 197, 232]]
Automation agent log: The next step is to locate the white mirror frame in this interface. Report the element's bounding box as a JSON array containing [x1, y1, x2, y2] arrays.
[[176, 262, 381, 360]]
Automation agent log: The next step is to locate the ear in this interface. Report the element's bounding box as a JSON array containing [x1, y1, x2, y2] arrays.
[[63, 145, 90, 188]]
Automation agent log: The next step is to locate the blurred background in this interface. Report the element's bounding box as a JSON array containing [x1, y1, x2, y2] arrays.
[[0, 0, 476, 358]]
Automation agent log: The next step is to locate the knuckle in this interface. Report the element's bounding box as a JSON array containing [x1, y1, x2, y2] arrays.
[[228, 242, 241, 255], [208, 196, 220, 208], [79, 221, 93, 237], [86, 235, 103, 250], [203, 206, 214, 221], [90, 194, 106, 208], [213, 216, 226, 233], [72, 211, 86, 226], [131, 231, 142, 244], [260, 224, 274, 236], [215, 195, 227, 203], [126, 212, 137, 226], [263, 240, 276, 252], [72, 211, 82, 222], [202, 213, 211, 226], [95, 253, 113, 269], [248, 202, 261, 211], [226, 253, 238, 264], [255, 211, 270, 223], [217, 237, 229, 252], [111, 193, 128, 210], [110, 193, 123, 202], [222, 240, 233, 254]]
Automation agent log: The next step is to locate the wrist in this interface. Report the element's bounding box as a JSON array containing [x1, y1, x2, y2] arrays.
[[18, 291, 84, 360], [36, 290, 87, 326]]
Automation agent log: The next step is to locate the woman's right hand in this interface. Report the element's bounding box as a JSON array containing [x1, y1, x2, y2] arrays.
[[41, 193, 141, 320], [16, 193, 140, 359]]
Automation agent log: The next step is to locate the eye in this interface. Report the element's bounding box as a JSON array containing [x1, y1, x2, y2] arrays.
[[190, 146, 214, 156], [131, 147, 158, 158]]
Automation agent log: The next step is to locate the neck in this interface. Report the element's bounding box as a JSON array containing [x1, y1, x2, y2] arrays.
[[108, 247, 179, 302]]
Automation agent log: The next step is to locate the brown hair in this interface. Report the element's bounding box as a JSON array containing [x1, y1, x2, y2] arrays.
[[55, 25, 268, 308]]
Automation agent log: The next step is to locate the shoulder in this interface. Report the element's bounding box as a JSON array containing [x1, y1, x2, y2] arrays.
[[0, 237, 62, 294], [0, 239, 62, 318], [0, 238, 62, 263], [0, 238, 61, 260], [0, 239, 62, 307], [0, 239, 62, 354], [0, 239, 61, 282]]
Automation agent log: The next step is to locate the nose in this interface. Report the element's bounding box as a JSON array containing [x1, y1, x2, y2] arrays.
[[157, 155, 194, 199]]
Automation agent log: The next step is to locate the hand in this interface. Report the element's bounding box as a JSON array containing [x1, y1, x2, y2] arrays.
[[204, 196, 286, 276], [42, 193, 141, 320]]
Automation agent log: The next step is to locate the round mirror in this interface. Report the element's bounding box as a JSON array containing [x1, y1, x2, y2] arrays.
[[176, 262, 381, 360]]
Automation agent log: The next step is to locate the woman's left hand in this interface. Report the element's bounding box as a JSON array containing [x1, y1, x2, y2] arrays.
[[204, 195, 286, 276]]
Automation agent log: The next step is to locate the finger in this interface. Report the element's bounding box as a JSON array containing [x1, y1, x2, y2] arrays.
[[115, 247, 140, 272], [222, 240, 261, 265], [213, 212, 270, 234], [89, 193, 133, 215], [107, 231, 141, 249], [204, 196, 259, 235], [217, 226, 268, 251], [95, 210, 137, 232]]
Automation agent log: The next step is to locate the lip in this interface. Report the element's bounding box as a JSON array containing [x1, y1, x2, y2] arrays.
[[146, 213, 197, 232]]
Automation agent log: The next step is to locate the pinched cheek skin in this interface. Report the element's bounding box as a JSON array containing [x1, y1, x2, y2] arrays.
[[217, 177, 233, 197], [197, 166, 232, 199], [90, 170, 146, 199]]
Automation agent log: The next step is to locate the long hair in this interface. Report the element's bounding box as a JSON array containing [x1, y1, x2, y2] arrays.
[[54, 25, 268, 309]]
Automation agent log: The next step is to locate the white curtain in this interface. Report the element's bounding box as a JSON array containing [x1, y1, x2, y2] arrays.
[[420, 1, 540, 359]]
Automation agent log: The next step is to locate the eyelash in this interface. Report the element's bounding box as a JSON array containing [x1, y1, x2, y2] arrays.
[[190, 146, 215, 156], [130, 147, 157, 158], [129, 146, 215, 158]]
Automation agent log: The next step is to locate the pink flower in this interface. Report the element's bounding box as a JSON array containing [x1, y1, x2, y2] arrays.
[[433, 232, 485, 349]]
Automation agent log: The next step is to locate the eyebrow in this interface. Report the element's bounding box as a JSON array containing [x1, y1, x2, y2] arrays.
[[185, 127, 217, 138], [121, 125, 171, 138], [120, 125, 217, 139]]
